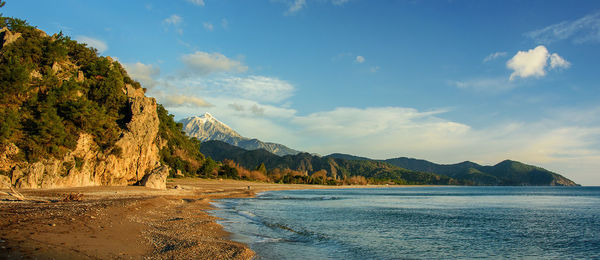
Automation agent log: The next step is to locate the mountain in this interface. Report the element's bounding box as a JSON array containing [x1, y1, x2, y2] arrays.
[[380, 157, 577, 186], [200, 140, 459, 185], [202, 138, 577, 186], [180, 113, 301, 156], [0, 17, 205, 188], [367, 156, 577, 186]]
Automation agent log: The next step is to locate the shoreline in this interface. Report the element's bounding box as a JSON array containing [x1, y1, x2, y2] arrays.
[[0, 178, 389, 259]]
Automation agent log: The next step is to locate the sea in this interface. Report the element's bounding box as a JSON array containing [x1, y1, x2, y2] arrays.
[[210, 187, 600, 259]]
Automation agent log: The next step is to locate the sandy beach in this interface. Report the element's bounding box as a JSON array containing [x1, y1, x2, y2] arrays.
[[0, 179, 374, 259]]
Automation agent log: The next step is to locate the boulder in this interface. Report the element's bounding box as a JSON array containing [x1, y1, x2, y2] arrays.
[[140, 166, 169, 190], [0, 27, 22, 48]]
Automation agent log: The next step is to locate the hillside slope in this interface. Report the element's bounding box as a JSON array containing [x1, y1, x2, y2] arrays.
[[380, 157, 577, 186], [200, 140, 459, 185]]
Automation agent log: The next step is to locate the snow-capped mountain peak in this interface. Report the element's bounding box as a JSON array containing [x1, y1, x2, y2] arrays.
[[179, 113, 243, 142], [179, 113, 301, 156]]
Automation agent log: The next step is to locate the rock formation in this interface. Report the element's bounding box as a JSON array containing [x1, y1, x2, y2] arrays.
[[140, 165, 169, 190], [0, 27, 21, 48], [1, 84, 167, 189]]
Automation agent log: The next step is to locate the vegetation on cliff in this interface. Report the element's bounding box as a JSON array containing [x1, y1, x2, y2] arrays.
[[0, 15, 132, 161], [0, 10, 205, 179]]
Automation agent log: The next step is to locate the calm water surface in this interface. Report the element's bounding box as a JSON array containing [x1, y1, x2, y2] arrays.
[[211, 187, 600, 259]]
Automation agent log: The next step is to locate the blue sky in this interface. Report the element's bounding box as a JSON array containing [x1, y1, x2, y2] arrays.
[[4, 0, 600, 184]]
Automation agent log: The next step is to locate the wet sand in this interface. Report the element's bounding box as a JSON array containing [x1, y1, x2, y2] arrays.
[[0, 179, 376, 259]]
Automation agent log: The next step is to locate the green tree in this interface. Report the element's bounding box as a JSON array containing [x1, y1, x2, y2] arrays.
[[256, 163, 267, 175], [199, 157, 218, 177]]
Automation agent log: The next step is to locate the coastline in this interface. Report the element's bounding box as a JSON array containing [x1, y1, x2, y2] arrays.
[[0, 178, 382, 259]]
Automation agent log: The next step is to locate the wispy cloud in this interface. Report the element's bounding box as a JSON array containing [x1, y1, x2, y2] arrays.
[[355, 55, 365, 63], [507, 45, 570, 80], [483, 51, 507, 62], [160, 94, 213, 107], [286, 0, 306, 15], [449, 78, 515, 92], [181, 51, 248, 75], [332, 0, 350, 5], [203, 22, 214, 31], [75, 36, 108, 53], [164, 14, 183, 25], [122, 62, 160, 89], [211, 76, 295, 103], [186, 0, 205, 6], [179, 75, 295, 103], [549, 53, 571, 69], [282, 0, 349, 15], [221, 19, 229, 29], [525, 10, 600, 44]]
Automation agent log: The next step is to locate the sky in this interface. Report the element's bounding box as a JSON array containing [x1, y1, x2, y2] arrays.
[[4, 0, 600, 185]]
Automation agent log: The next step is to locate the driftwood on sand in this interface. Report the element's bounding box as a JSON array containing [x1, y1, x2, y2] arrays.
[[1, 180, 51, 203]]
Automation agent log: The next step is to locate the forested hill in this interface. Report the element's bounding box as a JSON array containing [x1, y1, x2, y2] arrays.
[[0, 15, 205, 188], [324, 154, 577, 186], [381, 157, 577, 186], [200, 140, 459, 185], [201, 141, 577, 186]]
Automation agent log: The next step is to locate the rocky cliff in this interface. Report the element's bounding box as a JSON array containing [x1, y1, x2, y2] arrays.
[[0, 21, 172, 189], [0, 84, 165, 189]]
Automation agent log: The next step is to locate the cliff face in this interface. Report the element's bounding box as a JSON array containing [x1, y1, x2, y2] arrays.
[[0, 21, 172, 189], [1, 84, 164, 189]]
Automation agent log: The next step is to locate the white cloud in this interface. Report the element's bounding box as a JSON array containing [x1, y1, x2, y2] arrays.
[[549, 53, 571, 69], [292, 107, 462, 139], [483, 51, 507, 62], [181, 51, 248, 75], [506, 45, 570, 81], [217, 76, 294, 103], [186, 0, 205, 6], [75, 36, 108, 53], [355, 55, 365, 63], [526, 10, 600, 44], [286, 0, 306, 15], [158, 93, 213, 107], [183, 75, 294, 103], [507, 46, 549, 80], [218, 98, 296, 118], [370, 66, 380, 73], [164, 15, 183, 25], [123, 62, 160, 89], [203, 22, 214, 31]]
